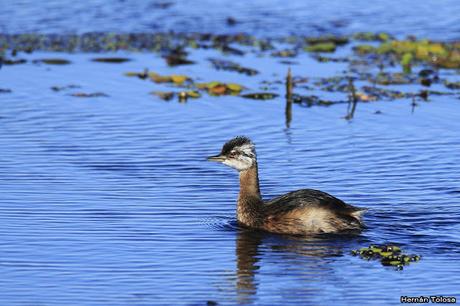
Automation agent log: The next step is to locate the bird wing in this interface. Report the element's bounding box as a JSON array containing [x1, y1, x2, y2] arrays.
[[264, 188, 362, 216]]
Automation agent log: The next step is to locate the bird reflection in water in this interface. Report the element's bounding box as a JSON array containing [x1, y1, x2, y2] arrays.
[[234, 228, 359, 304]]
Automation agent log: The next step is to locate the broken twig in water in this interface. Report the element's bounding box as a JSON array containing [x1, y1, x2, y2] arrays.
[[345, 77, 358, 120]]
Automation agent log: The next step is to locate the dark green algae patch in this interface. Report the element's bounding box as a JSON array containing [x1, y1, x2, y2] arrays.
[[1, 32, 459, 105]]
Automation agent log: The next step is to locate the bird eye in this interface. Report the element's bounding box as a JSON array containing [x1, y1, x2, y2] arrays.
[[229, 152, 237, 158]]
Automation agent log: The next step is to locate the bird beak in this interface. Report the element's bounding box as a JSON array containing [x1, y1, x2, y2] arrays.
[[207, 154, 226, 162]]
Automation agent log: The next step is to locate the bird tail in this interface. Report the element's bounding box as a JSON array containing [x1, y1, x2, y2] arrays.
[[350, 207, 367, 220]]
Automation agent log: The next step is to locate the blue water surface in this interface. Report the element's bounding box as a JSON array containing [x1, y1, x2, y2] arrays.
[[1, 1, 460, 305]]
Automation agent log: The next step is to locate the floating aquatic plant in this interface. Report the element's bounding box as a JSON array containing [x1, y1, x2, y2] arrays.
[[150, 90, 200, 101], [353, 32, 391, 42], [33, 58, 71, 65], [444, 80, 460, 90], [241, 92, 279, 100], [208, 58, 258, 76], [2, 58, 27, 65], [354, 39, 460, 69], [91, 57, 131, 63], [165, 54, 195, 66], [271, 49, 297, 58], [195, 82, 244, 95], [70, 92, 108, 98], [51, 84, 81, 91], [305, 42, 337, 53], [351, 244, 421, 270], [372, 72, 415, 85], [292, 94, 338, 106], [151, 91, 174, 101], [305, 35, 349, 46], [125, 71, 197, 88]]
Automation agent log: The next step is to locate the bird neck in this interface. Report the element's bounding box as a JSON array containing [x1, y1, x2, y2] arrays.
[[237, 162, 263, 227]]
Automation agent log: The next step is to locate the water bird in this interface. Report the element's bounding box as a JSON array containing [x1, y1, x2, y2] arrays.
[[207, 136, 366, 235]]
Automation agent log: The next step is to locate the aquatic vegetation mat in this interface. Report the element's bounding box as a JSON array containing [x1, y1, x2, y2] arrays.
[[351, 244, 421, 270], [1, 31, 459, 117]]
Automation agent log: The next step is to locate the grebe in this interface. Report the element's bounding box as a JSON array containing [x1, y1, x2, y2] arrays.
[[207, 136, 366, 235]]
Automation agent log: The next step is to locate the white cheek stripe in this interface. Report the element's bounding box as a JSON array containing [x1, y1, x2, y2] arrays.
[[223, 155, 253, 171]]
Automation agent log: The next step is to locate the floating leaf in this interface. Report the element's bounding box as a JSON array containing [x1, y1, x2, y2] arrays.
[[165, 54, 195, 66], [195, 82, 245, 95], [353, 32, 391, 42], [151, 91, 174, 101], [125, 72, 140, 77], [195, 83, 209, 90], [373, 72, 414, 85], [170, 75, 188, 85], [314, 55, 349, 63], [151, 90, 200, 101], [91, 57, 131, 63], [227, 83, 243, 92], [361, 86, 410, 100], [2, 58, 27, 65], [124, 69, 149, 79], [271, 50, 297, 58], [305, 35, 348, 46], [355, 92, 377, 102], [291, 94, 338, 106], [445, 80, 460, 89], [149, 72, 172, 83], [51, 84, 81, 92], [305, 42, 336, 53], [219, 45, 244, 56], [185, 90, 201, 98], [148, 72, 191, 84], [353, 44, 376, 55], [356, 39, 460, 69], [241, 93, 279, 100], [420, 78, 432, 87], [33, 58, 71, 65], [70, 92, 108, 98], [209, 84, 227, 95], [208, 58, 258, 76]]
